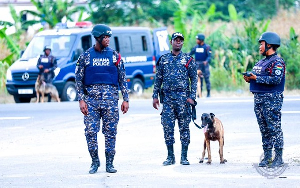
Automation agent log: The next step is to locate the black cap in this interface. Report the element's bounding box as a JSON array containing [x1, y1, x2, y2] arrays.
[[43, 45, 51, 52], [196, 33, 205, 41], [171, 32, 184, 41]]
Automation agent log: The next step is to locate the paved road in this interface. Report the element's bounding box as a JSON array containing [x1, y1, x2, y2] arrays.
[[0, 96, 300, 187]]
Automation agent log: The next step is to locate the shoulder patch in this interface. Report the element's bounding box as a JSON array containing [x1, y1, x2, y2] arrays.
[[276, 65, 283, 70]]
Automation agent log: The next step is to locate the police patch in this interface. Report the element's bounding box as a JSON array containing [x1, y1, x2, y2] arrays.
[[275, 69, 281, 75]]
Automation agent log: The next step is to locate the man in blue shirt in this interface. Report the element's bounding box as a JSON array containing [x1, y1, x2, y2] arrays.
[[189, 34, 212, 97], [153, 32, 197, 166]]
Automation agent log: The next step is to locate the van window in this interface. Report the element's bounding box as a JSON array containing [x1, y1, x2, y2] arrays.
[[81, 35, 92, 51], [114, 37, 120, 52], [121, 35, 133, 54], [142, 36, 147, 51], [21, 35, 76, 59]]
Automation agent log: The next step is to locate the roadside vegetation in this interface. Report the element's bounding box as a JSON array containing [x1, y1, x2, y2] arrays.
[[0, 0, 299, 97]]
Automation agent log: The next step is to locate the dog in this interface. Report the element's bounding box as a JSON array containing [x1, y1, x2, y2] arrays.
[[35, 75, 60, 103], [199, 113, 227, 164]]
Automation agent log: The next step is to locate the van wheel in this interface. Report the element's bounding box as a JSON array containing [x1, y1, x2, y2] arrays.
[[131, 78, 144, 96], [13, 96, 31, 103], [61, 81, 77, 101]]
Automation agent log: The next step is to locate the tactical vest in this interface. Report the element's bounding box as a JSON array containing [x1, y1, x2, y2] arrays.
[[39, 55, 54, 69], [195, 44, 209, 62], [84, 47, 118, 86], [250, 55, 285, 93]]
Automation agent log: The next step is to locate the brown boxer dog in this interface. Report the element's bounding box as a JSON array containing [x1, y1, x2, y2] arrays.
[[199, 113, 227, 164]]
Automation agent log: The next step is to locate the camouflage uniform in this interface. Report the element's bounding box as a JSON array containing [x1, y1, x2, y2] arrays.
[[75, 46, 129, 156], [153, 51, 197, 146], [250, 53, 285, 150]]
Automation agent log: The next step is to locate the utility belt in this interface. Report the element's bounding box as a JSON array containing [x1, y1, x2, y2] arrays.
[[196, 61, 204, 64], [159, 88, 189, 103]]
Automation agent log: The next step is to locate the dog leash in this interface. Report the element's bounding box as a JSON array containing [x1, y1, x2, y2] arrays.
[[188, 101, 204, 129]]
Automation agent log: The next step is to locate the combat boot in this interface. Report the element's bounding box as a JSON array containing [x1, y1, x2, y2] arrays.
[[163, 145, 175, 166], [207, 90, 211, 98], [270, 148, 284, 168], [105, 152, 117, 173], [180, 144, 190, 165], [89, 149, 100, 174], [258, 149, 272, 167]]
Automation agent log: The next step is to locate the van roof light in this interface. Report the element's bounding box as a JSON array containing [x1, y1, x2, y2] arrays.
[[75, 21, 93, 28]]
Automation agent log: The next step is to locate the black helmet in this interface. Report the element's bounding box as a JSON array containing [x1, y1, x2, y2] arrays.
[[258, 32, 280, 46], [196, 33, 205, 41], [43, 45, 51, 52], [92, 24, 112, 38]]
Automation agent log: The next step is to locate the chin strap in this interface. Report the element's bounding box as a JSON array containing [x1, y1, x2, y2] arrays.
[[262, 42, 271, 56], [96, 36, 105, 50]]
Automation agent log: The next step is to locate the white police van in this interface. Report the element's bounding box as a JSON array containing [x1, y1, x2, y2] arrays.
[[6, 22, 170, 103]]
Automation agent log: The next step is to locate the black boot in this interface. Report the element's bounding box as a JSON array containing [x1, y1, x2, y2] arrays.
[[163, 145, 175, 166], [89, 149, 100, 174], [270, 148, 284, 168], [105, 152, 117, 173], [207, 90, 210, 98], [258, 149, 272, 167], [180, 145, 190, 165]]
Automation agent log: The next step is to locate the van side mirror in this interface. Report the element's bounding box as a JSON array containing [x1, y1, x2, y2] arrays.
[[72, 49, 83, 61], [20, 50, 24, 58]]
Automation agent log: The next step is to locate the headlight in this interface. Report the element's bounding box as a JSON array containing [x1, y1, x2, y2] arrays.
[[6, 69, 12, 81], [54, 67, 61, 77]]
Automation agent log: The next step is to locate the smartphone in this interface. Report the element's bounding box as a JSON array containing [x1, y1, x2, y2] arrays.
[[242, 71, 252, 77]]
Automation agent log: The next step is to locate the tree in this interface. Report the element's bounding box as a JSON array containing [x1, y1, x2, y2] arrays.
[[23, 0, 85, 29], [201, 0, 296, 20], [87, 0, 125, 25]]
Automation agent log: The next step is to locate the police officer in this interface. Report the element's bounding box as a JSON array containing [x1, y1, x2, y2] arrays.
[[243, 31, 285, 168], [75, 24, 129, 174], [36, 45, 57, 102], [152, 32, 197, 166], [189, 34, 212, 97]]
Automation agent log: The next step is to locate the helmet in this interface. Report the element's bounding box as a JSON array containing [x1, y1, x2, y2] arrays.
[[43, 45, 51, 52], [92, 24, 112, 38], [258, 32, 280, 46], [196, 33, 205, 41]]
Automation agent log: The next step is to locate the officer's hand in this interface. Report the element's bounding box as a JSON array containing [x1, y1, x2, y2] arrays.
[[79, 100, 88, 116], [153, 98, 159, 110], [203, 61, 207, 66], [44, 69, 49, 73], [38, 65, 43, 69], [248, 72, 257, 80], [243, 75, 250, 83], [186, 98, 194, 105], [121, 101, 129, 114]]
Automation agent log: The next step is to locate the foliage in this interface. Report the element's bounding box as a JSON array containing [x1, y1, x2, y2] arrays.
[[0, 28, 19, 62], [204, 0, 296, 21], [0, 5, 24, 67], [279, 27, 300, 89], [0, 61, 9, 91], [23, 0, 85, 29]]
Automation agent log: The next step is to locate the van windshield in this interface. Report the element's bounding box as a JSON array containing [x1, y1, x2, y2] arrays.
[[21, 35, 76, 59]]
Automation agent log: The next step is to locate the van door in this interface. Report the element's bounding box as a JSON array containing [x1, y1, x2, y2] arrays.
[[153, 27, 170, 61]]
